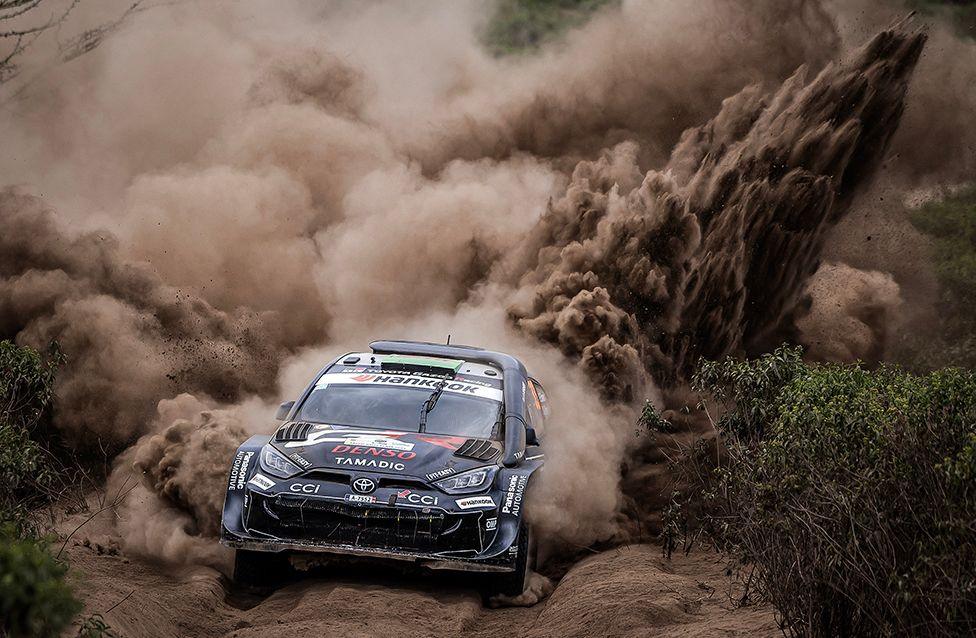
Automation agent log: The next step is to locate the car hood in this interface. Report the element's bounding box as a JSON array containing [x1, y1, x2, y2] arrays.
[[271, 423, 500, 480]]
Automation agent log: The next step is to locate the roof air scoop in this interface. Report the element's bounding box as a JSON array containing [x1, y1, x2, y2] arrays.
[[380, 354, 462, 378]]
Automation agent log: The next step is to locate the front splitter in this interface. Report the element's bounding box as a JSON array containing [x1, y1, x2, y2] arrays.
[[221, 537, 514, 573]]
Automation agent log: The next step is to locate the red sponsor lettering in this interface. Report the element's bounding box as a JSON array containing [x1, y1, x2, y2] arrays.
[[331, 444, 416, 460]]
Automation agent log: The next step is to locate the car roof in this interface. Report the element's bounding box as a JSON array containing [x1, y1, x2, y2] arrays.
[[326, 351, 503, 383], [370, 340, 529, 375]]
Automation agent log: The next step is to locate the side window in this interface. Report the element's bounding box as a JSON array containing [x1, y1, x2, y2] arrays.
[[527, 378, 549, 435]]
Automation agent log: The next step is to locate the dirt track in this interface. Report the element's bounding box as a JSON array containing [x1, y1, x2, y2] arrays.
[[66, 514, 777, 638]]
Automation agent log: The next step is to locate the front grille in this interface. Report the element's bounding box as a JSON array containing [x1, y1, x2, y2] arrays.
[[376, 477, 428, 490], [302, 469, 349, 484], [275, 421, 314, 442], [249, 493, 484, 554]]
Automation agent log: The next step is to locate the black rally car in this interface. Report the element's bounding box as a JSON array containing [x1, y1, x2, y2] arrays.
[[220, 340, 549, 595]]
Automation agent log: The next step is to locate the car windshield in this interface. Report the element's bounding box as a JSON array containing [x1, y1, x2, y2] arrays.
[[296, 384, 501, 439]]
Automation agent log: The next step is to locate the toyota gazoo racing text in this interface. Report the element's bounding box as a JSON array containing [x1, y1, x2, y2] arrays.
[[220, 340, 549, 596]]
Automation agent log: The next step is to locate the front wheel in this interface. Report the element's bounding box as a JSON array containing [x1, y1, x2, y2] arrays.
[[233, 549, 290, 592], [485, 523, 535, 598]]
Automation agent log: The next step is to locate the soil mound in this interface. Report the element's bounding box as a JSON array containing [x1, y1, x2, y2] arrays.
[[66, 514, 774, 638]]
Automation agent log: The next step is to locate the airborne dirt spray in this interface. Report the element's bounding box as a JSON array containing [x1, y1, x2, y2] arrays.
[[0, 0, 966, 579]]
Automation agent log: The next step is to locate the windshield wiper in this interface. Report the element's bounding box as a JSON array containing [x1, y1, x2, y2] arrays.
[[418, 380, 448, 433]]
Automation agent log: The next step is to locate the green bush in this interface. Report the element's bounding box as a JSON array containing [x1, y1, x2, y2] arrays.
[[910, 185, 976, 316], [0, 341, 87, 638], [76, 614, 118, 638], [646, 347, 976, 637], [900, 186, 976, 369], [0, 340, 64, 530], [0, 525, 82, 638], [0, 340, 62, 429], [483, 0, 617, 55]]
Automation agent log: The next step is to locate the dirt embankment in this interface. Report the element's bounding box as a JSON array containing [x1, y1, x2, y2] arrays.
[[68, 512, 775, 638]]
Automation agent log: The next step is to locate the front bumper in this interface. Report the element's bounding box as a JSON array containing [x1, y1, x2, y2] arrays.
[[222, 486, 518, 573], [220, 436, 538, 574]]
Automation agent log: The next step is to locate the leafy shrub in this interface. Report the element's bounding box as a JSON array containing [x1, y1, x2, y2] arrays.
[[0, 525, 82, 638], [0, 340, 64, 530], [646, 347, 976, 637], [910, 186, 976, 317], [0, 341, 88, 638], [899, 186, 976, 369], [483, 0, 617, 55], [0, 340, 62, 428], [76, 614, 118, 638]]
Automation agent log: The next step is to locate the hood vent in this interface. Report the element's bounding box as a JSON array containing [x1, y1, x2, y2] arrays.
[[275, 421, 313, 443], [454, 438, 499, 462]]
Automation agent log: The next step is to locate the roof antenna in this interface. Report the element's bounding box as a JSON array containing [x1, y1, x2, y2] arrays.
[[446, 334, 452, 345]]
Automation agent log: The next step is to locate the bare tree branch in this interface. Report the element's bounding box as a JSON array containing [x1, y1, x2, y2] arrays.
[[57, 1, 142, 62], [0, 0, 80, 84], [0, 0, 185, 99]]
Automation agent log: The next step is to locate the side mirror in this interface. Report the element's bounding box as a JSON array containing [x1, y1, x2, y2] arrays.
[[275, 401, 295, 421], [525, 426, 540, 447]]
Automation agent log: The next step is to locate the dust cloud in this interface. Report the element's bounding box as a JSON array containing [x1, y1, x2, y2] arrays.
[[0, 189, 280, 447], [108, 393, 276, 569], [796, 262, 903, 363], [505, 25, 924, 394], [0, 0, 967, 579]]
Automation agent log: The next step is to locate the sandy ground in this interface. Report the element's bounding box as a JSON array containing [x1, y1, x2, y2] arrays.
[[64, 514, 778, 638]]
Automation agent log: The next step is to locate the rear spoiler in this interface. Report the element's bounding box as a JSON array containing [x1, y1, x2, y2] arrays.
[[369, 340, 528, 467]]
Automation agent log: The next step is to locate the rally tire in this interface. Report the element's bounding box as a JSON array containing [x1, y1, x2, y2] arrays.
[[486, 523, 535, 598], [233, 549, 289, 592]]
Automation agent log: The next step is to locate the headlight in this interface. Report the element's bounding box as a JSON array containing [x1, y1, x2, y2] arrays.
[[260, 446, 302, 478], [434, 466, 497, 494]]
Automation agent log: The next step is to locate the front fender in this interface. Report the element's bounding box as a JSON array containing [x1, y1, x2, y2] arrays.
[[220, 435, 271, 538], [477, 454, 543, 560]]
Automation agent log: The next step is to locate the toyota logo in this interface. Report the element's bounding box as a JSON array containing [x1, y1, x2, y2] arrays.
[[352, 477, 376, 494]]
